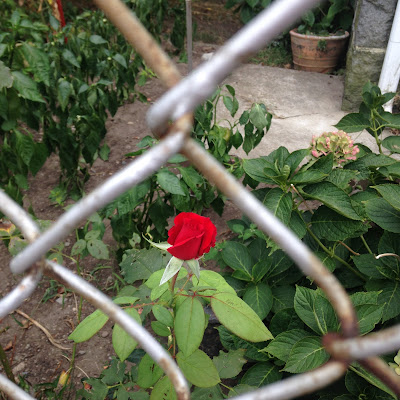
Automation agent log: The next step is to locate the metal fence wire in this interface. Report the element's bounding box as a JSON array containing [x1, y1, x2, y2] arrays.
[[1, 0, 400, 399]]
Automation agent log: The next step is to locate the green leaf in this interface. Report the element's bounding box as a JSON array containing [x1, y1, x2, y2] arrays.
[[382, 136, 400, 154], [68, 309, 109, 343], [87, 239, 109, 259], [12, 71, 45, 103], [262, 188, 293, 225], [146, 268, 187, 289], [113, 53, 127, 68], [381, 112, 400, 129], [211, 293, 273, 342], [112, 307, 141, 361], [264, 329, 309, 362], [113, 296, 139, 305], [221, 242, 253, 281], [71, 239, 87, 256], [271, 285, 295, 313], [349, 363, 397, 399], [334, 113, 370, 133], [120, 248, 164, 283], [372, 184, 400, 211], [57, 80, 73, 112], [378, 231, 400, 277], [29, 142, 47, 176], [137, 353, 164, 388], [327, 169, 359, 190], [152, 305, 174, 327], [354, 303, 384, 335], [365, 198, 400, 233], [0, 61, 13, 90], [302, 182, 362, 220], [352, 254, 392, 280], [192, 386, 224, 400], [223, 95, 239, 117], [157, 170, 185, 195], [175, 297, 205, 356], [151, 321, 171, 336], [15, 131, 35, 166], [243, 158, 274, 184], [311, 206, 368, 241], [366, 280, 400, 322], [263, 250, 293, 279], [99, 143, 110, 161], [192, 270, 237, 297], [228, 385, 258, 398], [315, 251, 336, 273], [160, 257, 184, 285], [150, 376, 176, 400], [249, 103, 268, 131], [90, 35, 108, 44], [285, 148, 309, 175], [186, 259, 200, 280], [240, 362, 282, 387], [294, 287, 338, 334], [19, 43, 50, 85], [290, 170, 328, 184], [212, 349, 247, 379], [62, 49, 80, 68], [283, 336, 329, 373], [243, 283, 273, 320], [269, 308, 304, 336], [80, 378, 109, 399], [178, 166, 204, 193], [176, 349, 220, 388]]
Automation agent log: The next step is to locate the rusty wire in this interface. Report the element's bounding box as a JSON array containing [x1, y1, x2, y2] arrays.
[[2, 0, 400, 399]]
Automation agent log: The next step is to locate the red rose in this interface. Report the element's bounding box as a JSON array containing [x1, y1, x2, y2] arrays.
[[167, 212, 217, 260]]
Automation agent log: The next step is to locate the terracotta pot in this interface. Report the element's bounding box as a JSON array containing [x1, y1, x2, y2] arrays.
[[289, 29, 350, 73]]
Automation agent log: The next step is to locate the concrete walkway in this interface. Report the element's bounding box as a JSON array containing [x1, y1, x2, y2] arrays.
[[215, 64, 380, 158]]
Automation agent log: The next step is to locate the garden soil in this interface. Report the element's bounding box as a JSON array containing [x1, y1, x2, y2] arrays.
[[0, 0, 385, 396]]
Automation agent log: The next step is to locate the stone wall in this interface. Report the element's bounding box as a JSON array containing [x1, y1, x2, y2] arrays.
[[342, 0, 397, 111]]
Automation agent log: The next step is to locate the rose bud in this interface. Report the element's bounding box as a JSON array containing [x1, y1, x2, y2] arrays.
[[167, 212, 217, 260]]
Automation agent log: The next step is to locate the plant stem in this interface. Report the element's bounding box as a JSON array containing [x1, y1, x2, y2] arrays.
[[360, 234, 373, 255], [0, 342, 15, 384], [306, 225, 366, 281], [169, 271, 179, 293], [67, 259, 84, 399], [338, 241, 360, 256]]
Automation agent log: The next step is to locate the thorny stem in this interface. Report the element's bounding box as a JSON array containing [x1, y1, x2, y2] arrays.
[[360, 234, 373, 255], [305, 225, 366, 281], [0, 342, 15, 384]]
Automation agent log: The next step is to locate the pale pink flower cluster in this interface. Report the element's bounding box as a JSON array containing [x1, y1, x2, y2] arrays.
[[311, 130, 360, 166]]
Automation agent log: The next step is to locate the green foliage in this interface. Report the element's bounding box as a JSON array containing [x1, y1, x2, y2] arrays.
[[225, 0, 273, 24], [297, 0, 355, 35], [336, 82, 400, 154], [0, 0, 184, 206], [104, 85, 271, 249]]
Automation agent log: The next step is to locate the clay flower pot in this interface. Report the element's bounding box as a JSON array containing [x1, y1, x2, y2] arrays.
[[289, 29, 350, 73]]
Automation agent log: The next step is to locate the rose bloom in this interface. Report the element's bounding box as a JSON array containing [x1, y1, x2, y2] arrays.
[[167, 212, 217, 260]]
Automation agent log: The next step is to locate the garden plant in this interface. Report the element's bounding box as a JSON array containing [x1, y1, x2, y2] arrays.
[[1, 0, 400, 399]]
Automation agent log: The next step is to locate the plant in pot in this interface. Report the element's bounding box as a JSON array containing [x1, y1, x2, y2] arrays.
[[290, 0, 355, 73]]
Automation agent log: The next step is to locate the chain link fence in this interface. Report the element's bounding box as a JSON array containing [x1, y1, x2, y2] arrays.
[[1, 0, 400, 398]]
